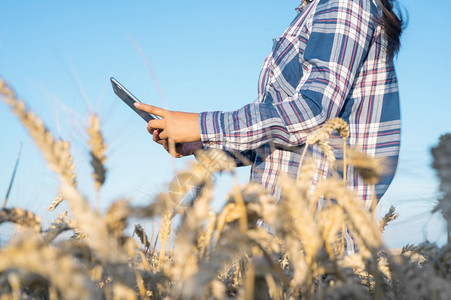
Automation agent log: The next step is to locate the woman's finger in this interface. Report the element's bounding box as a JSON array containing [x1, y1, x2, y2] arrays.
[[147, 119, 166, 132], [159, 129, 169, 140], [166, 138, 177, 157], [153, 130, 161, 143], [161, 139, 169, 152], [155, 140, 165, 146], [134, 102, 167, 118]]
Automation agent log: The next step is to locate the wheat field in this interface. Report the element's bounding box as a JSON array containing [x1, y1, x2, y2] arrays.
[[1, 76, 450, 300]]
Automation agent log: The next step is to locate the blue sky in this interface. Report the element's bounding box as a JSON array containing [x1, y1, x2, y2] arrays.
[[0, 0, 450, 248]]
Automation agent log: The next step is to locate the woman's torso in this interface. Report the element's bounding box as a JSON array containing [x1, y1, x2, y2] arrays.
[[252, 0, 401, 206]]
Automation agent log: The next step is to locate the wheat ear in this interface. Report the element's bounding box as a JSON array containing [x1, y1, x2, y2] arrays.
[[345, 147, 384, 217], [314, 179, 383, 258], [157, 210, 173, 270], [346, 147, 383, 185], [43, 211, 73, 243], [87, 113, 107, 211], [0, 77, 77, 211], [199, 211, 217, 257], [0, 232, 98, 299], [298, 117, 349, 181], [104, 199, 130, 238], [134, 224, 151, 250], [431, 133, 451, 243], [378, 206, 399, 232], [0, 208, 41, 232]]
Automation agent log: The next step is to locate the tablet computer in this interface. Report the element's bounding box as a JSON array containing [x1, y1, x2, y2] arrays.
[[110, 77, 159, 122]]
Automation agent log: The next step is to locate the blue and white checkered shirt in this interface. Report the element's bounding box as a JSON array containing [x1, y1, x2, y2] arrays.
[[199, 0, 400, 254]]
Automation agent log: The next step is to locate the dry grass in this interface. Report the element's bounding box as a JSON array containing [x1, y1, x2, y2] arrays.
[[1, 77, 451, 299]]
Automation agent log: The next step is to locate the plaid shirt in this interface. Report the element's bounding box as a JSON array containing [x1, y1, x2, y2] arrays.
[[199, 0, 400, 254]]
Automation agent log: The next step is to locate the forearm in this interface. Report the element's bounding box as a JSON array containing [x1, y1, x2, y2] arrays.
[[199, 103, 304, 152]]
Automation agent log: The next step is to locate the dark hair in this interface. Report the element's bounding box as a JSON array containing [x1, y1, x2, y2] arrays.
[[376, 0, 405, 60]]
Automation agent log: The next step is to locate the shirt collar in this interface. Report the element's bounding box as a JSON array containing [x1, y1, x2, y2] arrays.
[[295, 0, 313, 13]]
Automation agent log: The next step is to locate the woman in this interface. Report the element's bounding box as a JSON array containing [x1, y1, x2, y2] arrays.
[[135, 0, 404, 254]]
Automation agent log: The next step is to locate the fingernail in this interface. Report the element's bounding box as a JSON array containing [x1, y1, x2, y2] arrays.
[[134, 102, 141, 107]]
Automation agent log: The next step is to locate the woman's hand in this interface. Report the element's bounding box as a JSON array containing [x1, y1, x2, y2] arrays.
[[152, 129, 203, 157], [134, 102, 201, 143], [134, 102, 203, 157]]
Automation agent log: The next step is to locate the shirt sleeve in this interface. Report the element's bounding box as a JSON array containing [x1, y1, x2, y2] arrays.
[[199, 0, 376, 152]]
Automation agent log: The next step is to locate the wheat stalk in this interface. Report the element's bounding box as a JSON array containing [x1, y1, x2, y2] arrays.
[[2, 143, 22, 209]]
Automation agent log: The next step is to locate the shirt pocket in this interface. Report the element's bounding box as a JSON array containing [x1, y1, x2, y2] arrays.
[[268, 35, 303, 101]]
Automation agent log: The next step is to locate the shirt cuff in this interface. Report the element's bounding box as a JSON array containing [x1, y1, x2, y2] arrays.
[[198, 111, 256, 166], [198, 111, 226, 150]]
